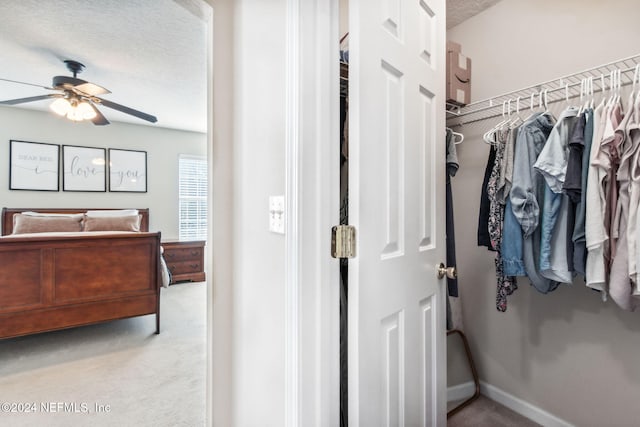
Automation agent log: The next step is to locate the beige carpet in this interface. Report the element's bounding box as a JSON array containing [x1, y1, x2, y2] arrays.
[[448, 395, 542, 427], [0, 282, 206, 427]]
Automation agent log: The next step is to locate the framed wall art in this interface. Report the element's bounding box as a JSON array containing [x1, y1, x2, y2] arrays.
[[9, 140, 60, 191], [108, 148, 147, 192], [62, 145, 107, 192]]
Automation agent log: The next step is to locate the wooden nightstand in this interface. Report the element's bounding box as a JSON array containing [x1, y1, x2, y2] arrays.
[[161, 240, 206, 284]]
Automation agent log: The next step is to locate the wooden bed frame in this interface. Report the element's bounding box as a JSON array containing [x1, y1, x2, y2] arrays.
[[0, 208, 161, 340]]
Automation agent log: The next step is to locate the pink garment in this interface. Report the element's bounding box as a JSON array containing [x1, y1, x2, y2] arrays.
[[627, 102, 640, 294], [600, 104, 623, 276], [609, 100, 636, 311]]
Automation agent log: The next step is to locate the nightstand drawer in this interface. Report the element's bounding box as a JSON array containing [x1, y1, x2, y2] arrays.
[[163, 247, 203, 262], [169, 260, 203, 275]]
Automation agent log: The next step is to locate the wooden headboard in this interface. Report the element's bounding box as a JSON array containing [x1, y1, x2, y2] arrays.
[[1, 208, 150, 235]]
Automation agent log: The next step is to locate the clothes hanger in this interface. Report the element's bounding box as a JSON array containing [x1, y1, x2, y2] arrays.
[[628, 64, 639, 107], [484, 100, 507, 144], [501, 98, 517, 134], [606, 70, 615, 107], [541, 89, 550, 114], [509, 96, 523, 127], [633, 63, 640, 121], [452, 130, 464, 145], [522, 91, 539, 122], [597, 74, 607, 110], [578, 79, 585, 115], [617, 69, 623, 108], [612, 69, 621, 108], [607, 69, 621, 108]]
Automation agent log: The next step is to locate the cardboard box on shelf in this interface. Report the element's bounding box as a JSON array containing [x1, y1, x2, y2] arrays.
[[446, 50, 471, 106], [447, 40, 461, 53]]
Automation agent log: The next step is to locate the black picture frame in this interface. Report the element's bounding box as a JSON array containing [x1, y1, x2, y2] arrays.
[[9, 140, 60, 191], [62, 145, 107, 192], [108, 148, 147, 193]]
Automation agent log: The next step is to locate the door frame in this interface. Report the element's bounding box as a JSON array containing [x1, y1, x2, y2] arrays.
[[285, 0, 447, 425], [284, 0, 341, 425]]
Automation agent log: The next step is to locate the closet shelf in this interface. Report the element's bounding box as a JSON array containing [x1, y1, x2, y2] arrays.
[[447, 53, 640, 127]]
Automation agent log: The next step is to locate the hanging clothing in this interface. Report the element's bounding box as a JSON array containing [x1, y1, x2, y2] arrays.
[[602, 104, 624, 277], [609, 100, 636, 310], [585, 101, 609, 296], [446, 129, 459, 299], [502, 125, 526, 277], [534, 107, 579, 284], [470, 66, 640, 312], [478, 145, 497, 250], [446, 129, 460, 329], [567, 110, 592, 277], [497, 123, 518, 204], [487, 127, 517, 311], [511, 112, 557, 293], [629, 120, 640, 293]]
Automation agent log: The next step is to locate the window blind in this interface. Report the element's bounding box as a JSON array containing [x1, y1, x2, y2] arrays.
[[179, 155, 208, 240]]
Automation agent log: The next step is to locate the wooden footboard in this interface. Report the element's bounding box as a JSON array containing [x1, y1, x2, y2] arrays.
[[0, 232, 162, 339]]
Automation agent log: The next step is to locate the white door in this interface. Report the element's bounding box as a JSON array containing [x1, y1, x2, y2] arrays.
[[348, 0, 446, 425]]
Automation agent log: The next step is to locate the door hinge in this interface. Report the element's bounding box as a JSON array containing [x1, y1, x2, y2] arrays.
[[331, 225, 356, 259]]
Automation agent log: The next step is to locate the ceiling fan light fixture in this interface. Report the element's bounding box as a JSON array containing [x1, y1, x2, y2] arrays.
[[50, 97, 71, 116], [66, 104, 84, 121], [2, 59, 156, 125], [53, 98, 96, 122], [76, 101, 97, 120]]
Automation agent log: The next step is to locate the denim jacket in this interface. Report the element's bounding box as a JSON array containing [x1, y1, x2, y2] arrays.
[[510, 113, 556, 237], [535, 108, 579, 283], [504, 112, 557, 293]]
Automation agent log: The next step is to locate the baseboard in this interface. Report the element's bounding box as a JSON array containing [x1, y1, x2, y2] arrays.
[[447, 381, 574, 427], [480, 382, 574, 427], [447, 381, 476, 402]]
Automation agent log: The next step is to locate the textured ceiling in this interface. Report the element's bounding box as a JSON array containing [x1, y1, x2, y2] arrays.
[[447, 0, 502, 29], [0, 0, 496, 132], [0, 0, 208, 133]]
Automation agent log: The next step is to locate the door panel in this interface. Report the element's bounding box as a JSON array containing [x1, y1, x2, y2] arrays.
[[349, 0, 446, 425], [381, 59, 404, 258], [419, 86, 436, 251]]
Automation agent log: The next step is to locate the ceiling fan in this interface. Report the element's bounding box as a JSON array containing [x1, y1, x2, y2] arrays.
[[0, 59, 157, 126]]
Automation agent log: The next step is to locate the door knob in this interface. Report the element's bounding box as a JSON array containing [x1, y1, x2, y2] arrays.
[[437, 263, 457, 280]]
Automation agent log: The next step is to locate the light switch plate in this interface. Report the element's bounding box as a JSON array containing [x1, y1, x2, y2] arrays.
[[269, 196, 285, 234]]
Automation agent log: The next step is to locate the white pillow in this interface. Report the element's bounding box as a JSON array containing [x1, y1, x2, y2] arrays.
[[22, 211, 84, 219], [85, 209, 139, 217]]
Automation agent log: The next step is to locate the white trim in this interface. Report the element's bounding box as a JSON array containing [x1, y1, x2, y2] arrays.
[[480, 382, 574, 427], [446, 382, 574, 427], [292, 0, 341, 426], [285, 0, 301, 425], [447, 381, 476, 403], [201, 1, 214, 426]]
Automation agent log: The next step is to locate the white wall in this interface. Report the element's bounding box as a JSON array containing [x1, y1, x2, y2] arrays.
[[0, 106, 206, 238], [232, 0, 287, 426], [448, 1, 640, 426]]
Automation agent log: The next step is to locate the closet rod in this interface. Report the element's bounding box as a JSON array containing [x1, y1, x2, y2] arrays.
[[447, 53, 640, 127]]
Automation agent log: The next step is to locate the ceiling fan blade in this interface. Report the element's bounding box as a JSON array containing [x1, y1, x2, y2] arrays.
[[0, 77, 52, 90], [97, 98, 157, 123], [0, 94, 60, 105], [74, 82, 111, 96], [89, 103, 110, 126]]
